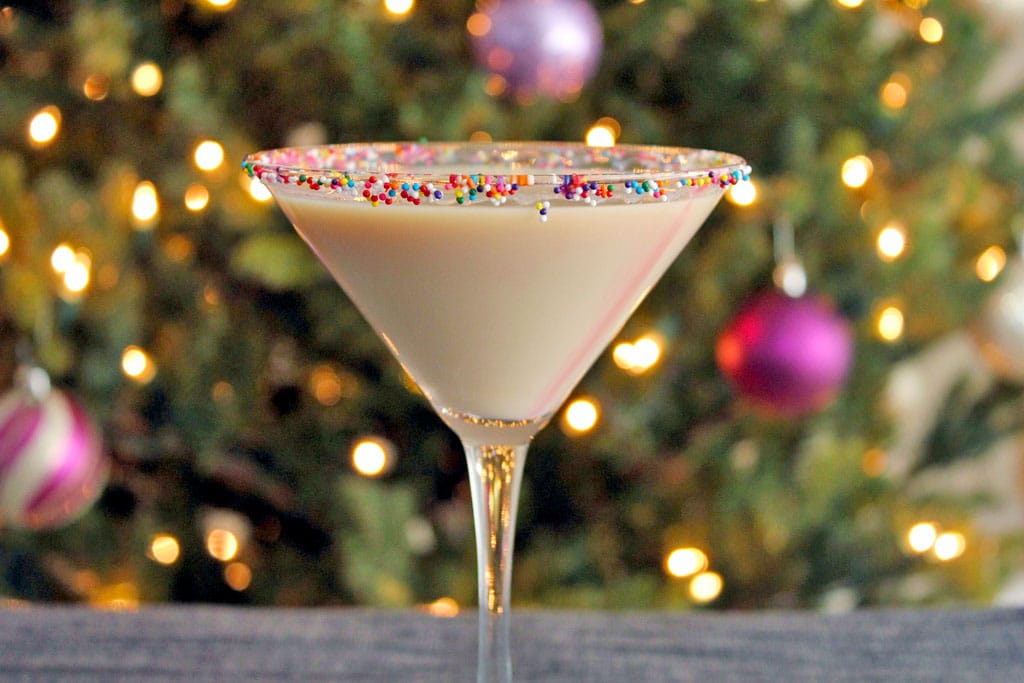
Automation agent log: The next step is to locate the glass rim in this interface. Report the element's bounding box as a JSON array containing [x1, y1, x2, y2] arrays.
[[243, 141, 749, 184]]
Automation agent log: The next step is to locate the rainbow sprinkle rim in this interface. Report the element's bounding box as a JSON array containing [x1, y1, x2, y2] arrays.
[[243, 142, 750, 221]]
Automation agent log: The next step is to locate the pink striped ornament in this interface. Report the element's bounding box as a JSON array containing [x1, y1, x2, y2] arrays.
[[0, 388, 107, 530]]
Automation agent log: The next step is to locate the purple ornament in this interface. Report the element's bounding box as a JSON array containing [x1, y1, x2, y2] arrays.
[[716, 290, 854, 416], [0, 387, 107, 529], [470, 0, 603, 100]]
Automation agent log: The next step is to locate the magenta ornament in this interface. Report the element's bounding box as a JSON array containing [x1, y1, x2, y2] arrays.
[[0, 388, 108, 530], [470, 0, 603, 100], [716, 290, 854, 416]]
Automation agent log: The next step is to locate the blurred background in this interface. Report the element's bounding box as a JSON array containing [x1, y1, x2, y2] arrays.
[[2, 0, 1024, 614]]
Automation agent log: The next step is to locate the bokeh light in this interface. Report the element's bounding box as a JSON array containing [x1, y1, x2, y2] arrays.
[[122, 345, 157, 384], [876, 222, 907, 261], [562, 398, 599, 433], [131, 61, 163, 97], [351, 437, 395, 477], [28, 105, 60, 145], [689, 571, 724, 603], [149, 535, 181, 565], [224, 562, 252, 590], [876, 304, 904, 342], [726, 179, 757, 207], [976, 245, 1006, 282], [184, 183, 210, 212], [933, 531, 966, 561], [194, 140, 225, 172], [206, 528, 240, 562], [919, 17, 943, 43], [665, 547, 708, 578], [841, 155, 873, 189], [907, 521, 938, 553], [132, 181, 160, 227]]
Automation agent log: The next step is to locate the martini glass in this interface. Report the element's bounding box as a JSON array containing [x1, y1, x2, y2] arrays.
[[243, 142, 748, 682]]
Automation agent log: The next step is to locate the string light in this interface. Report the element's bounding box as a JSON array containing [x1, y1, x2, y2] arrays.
[[726, 179, 757, 207], [351, 437, 395, 477], [51, 243, 76, 273], [122, 345, 157, 384], [184, 183, 210, 212], [28, 105, 60, 145], [907, 521, 938, 553], [880, 73, 910, 111], [0, 223, 9, 259], [82, 73, 110, 101], [876, 221, 907, 261], [132, 181, 160, 227], [466, 12, 491, 37], [423, 597, 460, 617], [689, 571, 724, 603], [194, 140, 225, 172], [310, 364, 349, 406], [206, 528, 240, 562], [835, 0, 864, 7], [248, 177, 272, 202], [202, 0, 237, 9], [224, 562, 252, 591], [63, 256, 91, 294], [613, 335, 662, 374], [148, 534, 181, 565], [919, 17, 943, 44], [875, 303, 904, 342], [562, 398, 599, 433], [933, 531, 966, 561], [131, 61, 163, 97], [976, 245, 1006, 282], [841, 155, 873, 189], [384, 0, 414, 17], [665, 547, 708, 578]]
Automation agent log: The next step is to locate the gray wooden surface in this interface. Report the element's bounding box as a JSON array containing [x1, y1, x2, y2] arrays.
[[0, 606, 1021, 681]]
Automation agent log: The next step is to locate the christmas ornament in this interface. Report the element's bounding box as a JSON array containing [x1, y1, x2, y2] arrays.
[[972, 259, 1024, 381], [716, 290, 853, 416], [0, 385, 108, 529], [469, 0, 603, 99]]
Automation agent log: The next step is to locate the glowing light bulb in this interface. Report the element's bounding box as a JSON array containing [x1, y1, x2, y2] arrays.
[[841, 155, 873, 189], [563, 398, 599, 433], [689, 571, 724, 603], [876, 304, 904, 342], [121, 345, 156, 383], [880, 73, 911, 110], [149, 535, 181, 565], [63, 259, 90, 293], [384, 0, 414, 16], [248, 177, 272, 202], [132, 181, 160, 227], [194, 140, 225, 172], [466, 12, 492, 37], [82, 73, 110, 101], [907, 522, 938, 553], [933, 532, 965, 561], [976, 245, 1006, 282], [184, 183, 210, 212], [352, 438, 393, 477], [224, 562, 252, 590], [665, 547, 708, 578], [727, 179, 757, 207], [51, 243, 75, 273], [206, 529, 240, 562], [131, 62, 163, 97], [876, 222, 907, 261], [919, 17, 943, 43], [424, 597, 460, 617], [28, 105, 60, 145], [585, 124, 616, 147]]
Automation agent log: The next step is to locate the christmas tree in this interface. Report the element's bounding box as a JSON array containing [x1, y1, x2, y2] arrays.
[[1, 0, 1023, 611]]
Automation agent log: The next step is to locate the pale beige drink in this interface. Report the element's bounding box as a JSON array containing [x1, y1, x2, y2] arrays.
[[276, 192, 722, 426]]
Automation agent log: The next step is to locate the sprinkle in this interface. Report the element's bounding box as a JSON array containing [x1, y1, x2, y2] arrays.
[[242, 144, 750, 221]]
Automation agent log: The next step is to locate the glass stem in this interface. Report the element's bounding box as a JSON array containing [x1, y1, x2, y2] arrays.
[[464, 442, 528, 683]]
